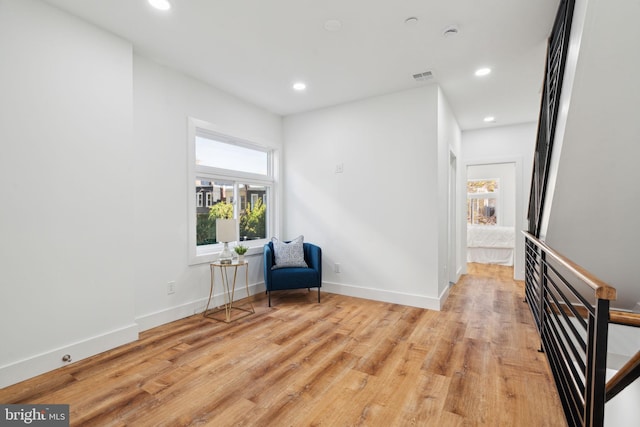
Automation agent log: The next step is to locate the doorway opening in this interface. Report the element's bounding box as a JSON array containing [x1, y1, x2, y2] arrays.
[[465, 162, 517, 276]]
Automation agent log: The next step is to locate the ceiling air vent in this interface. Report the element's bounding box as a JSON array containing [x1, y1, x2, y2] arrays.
[[413, 71, 433, 82]]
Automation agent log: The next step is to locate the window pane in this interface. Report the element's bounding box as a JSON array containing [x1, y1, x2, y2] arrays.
[[467, 180, 498, 194], [238, 184, 267, 241], [467, 197, 497, 225], [196, 179, 234, 246], [196, 136, 268, 176]]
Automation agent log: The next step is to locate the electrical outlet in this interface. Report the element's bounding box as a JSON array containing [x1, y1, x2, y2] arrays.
[[335, 163, 344, 173], [334, 263, 341, 273], [167, 281, 176, 295]]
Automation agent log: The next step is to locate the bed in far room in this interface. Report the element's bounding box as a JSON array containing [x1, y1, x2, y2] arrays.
[[467, 225, 515, 266]]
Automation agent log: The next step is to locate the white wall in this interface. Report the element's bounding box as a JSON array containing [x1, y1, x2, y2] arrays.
[[605, 366, 640, 427], [462, 122, 536, 279], [462, 123, 535, 172], [544, 0, 640, 311], [283, 86, 454, 309], [0, 0, 137, 386], [132, 55, 282, 330], [0, 0, 283, 387]]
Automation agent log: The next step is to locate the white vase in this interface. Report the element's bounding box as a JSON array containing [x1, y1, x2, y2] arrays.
[[237, 254, 245, 263]]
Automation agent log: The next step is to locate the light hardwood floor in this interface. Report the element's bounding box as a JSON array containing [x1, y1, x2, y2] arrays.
[[1, 264, 566, 426]]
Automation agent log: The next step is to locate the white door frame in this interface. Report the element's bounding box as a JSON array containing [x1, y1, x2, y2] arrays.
[[448, 150, 458, 285], [461, 156, 524, 280]]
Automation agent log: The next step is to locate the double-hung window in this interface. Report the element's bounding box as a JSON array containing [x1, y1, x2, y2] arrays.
[[188, 118, 275, 264]]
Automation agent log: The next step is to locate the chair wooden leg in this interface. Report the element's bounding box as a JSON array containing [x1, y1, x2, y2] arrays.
[[318, 287, 320, 303], [268, 291, 271, 307]]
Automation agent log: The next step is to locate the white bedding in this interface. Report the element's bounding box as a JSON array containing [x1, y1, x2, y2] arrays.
[[467, 226, 515, 266], [467, 225, 515, 248]]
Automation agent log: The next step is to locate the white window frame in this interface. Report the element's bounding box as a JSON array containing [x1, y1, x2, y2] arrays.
[[188, 118, 278, 265], [467, 178, 501, 226], [196, 192, 203, 208]]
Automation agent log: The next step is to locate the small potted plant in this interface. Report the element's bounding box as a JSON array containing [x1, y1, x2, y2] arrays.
[[234, 244, 248, 262]]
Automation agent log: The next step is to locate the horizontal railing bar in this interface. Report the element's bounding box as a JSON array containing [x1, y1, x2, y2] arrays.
[[523, 231, 617, 301], [545, 269, 590, 331], [544, 258, 595, 319], [544, 310, 586, 391], [546, 301, 587, 385], [551, 304, 639, 330], [546, 292, 588, 361], [553, 302, 589, 320], [543, 331, 584, 425]]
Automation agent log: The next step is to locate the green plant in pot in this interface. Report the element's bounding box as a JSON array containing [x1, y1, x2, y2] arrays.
[[234, 244, 248, 261]]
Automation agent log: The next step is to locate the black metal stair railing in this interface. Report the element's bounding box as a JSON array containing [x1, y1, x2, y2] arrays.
[[528, 0, 575, 237], [524, 232, 617, 427], [525, 2, 640, 425]]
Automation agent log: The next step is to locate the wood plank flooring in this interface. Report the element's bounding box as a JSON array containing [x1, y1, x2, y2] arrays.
[[0, 264, 566, 426]]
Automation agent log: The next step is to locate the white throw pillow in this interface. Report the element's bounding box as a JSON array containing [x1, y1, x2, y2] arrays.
[[271, 235, 308, 269]]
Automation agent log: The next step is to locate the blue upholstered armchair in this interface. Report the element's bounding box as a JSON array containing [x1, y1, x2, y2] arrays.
[[263, 242, 322, 307]]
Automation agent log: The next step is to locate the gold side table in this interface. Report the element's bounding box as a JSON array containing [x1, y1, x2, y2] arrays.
[[204, 260, 255, 323]]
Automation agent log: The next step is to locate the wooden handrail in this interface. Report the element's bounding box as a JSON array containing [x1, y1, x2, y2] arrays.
[[522, 231, 617, 301], [606, 351, 640, 402], [550, 305, 640, 328], [609, 310, 640, 327]]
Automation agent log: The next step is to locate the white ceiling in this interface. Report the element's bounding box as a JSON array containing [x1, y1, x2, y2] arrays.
[[41, 0, 559, 130]]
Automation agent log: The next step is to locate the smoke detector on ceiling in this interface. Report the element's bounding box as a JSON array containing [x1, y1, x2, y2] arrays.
[[442, 25, 459, 37], [404, 17, 419, 26], [413, 71, 434, 82]]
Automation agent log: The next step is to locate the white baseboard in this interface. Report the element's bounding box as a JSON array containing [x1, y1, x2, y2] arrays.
[[322, 281, 443, 311], [438, 284, 451, 310], [0, 324, 138, 389], [1, 282, 267, 388], [135, 298, 209, 333], [2, 280, 445, 388], [135, 282, 265, 332]]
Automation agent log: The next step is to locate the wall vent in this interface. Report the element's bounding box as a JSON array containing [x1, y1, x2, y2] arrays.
[[413, 71, 434, 82]]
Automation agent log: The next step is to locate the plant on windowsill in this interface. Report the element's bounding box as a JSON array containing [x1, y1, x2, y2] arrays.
[[234, 245, 248, 262]]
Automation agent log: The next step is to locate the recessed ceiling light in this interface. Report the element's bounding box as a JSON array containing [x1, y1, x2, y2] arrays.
[[148, 0, 171, 11], [293, 82, 307, 91], [483, 116, 496, 123], [475, 67, 492, 77]]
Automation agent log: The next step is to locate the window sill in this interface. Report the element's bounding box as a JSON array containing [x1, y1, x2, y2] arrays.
[[189, 241, 266, 266]]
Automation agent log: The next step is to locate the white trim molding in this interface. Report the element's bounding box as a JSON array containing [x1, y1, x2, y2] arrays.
[[322, 281, 444, 311], [0, 324, 138, 388], [135, 281, 265, 332]]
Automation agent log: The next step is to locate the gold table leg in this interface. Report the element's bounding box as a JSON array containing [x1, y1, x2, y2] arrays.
[[203, 262, 255, 323]]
